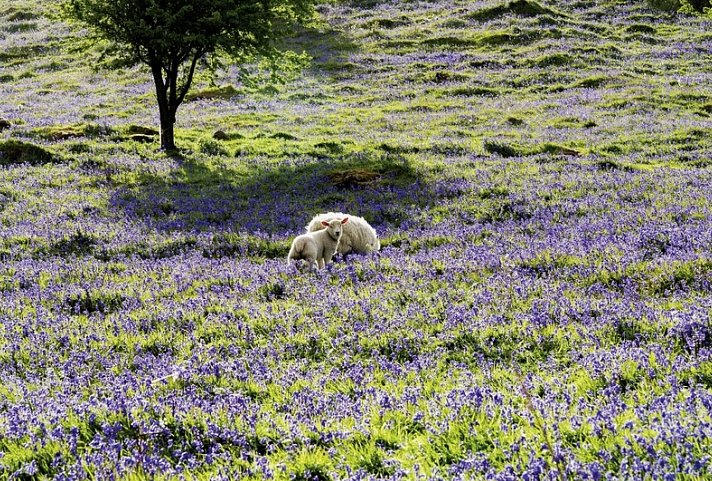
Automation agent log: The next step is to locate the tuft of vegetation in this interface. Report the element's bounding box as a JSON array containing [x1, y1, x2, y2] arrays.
[[29, 123, 113, 141], [41, 230, 98, 257], [203, 233, 290, 259], [647, 0, 711, 12], [65, 289, 126, 314], [185, 85, 240, 102], [469, 0, 565, 21], [0, 140, 58, 166], [483, 140, 523, 158]]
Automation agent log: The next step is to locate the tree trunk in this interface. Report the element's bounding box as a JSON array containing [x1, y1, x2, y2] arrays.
[[159, 111, 176, 152], [150, 52, 201, 153], [151, 61, 177, 152]]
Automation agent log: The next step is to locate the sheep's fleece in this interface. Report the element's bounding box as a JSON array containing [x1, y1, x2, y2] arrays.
[[306, 212, 380, 255]]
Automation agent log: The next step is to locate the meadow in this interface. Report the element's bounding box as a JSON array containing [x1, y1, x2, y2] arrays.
[[1, 0, 712, 479]]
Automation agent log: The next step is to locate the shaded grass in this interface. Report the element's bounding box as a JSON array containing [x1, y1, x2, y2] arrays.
[[109, 149, 422, 233]]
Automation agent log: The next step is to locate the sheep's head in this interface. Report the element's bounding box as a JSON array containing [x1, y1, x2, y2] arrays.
[[321, 217, 348, 240]]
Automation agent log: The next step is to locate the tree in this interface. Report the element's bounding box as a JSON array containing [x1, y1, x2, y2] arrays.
[[63, 0, 313, 151]]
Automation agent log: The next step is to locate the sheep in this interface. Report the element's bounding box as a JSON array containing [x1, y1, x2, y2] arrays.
[[287, 217, 349, 270], [306, 212, 380, 259]]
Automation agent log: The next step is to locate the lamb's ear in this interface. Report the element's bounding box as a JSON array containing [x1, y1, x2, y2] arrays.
[[321, 220, 330, 227], [341, 217, 349, 224]]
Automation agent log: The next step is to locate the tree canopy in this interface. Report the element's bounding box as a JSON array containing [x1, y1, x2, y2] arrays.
[[63, 0, 314, 151]]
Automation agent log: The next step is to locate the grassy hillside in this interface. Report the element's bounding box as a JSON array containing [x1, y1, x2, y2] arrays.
[[1, 0, 712, 479]]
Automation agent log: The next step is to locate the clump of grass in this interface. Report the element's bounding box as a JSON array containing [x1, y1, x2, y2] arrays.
[[442, 86, 501, 97], [126, 134, 155, 143], [0, 440, 62, 480], [202, 233, 289, 259], [425, 71, 470, 83], [646, 0, 681, 11], [420, 36, 479, 49], [364, 16, 411, 29], [483, 140, 524, 157], [483, 140, 580, 158], [5, 10, 40, 21], [42, 230, 98, 257], [478, 31, 522, 46], [289, 448, 333, 481], [29, 123, 113, 141], [571, 76, 608, 89], [65, 289, 126, 315], [0, 140, 58, 166], [518, 250, 586, 276], [405, 235, 454, 254], [469, 0, 565, 21], [326, 152, 416, 187], [185, 85, 239, 101], [197, 137, 229, 156], [0, 45, 43, 63], [625, 24, 657, 34], [328, 169, 381, 188], [313, 141, 344, 154], [473, 198, 532, 223], [530, 53, 575, 67], [378, 142, 420, 154], [270, 132, 299, 140], [596, 159, 633, 171], [678, 361, 712, 388], [538, 143, 581, 156], [586, 258, 712, 296], [97, 238, 198, 261], [126, 125, 158, 136]]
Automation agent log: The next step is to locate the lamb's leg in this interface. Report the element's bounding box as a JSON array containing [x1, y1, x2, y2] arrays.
[[304, 254, 317, 271], [318, 258, 325, 269]]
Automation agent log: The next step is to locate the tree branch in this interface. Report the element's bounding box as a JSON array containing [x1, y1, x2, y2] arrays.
[[176, 49, 203, 106]]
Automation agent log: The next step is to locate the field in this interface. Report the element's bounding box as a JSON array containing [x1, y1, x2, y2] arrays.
[[1, 0, 712, 479]]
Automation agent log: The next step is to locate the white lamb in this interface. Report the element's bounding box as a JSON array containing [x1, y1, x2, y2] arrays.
[[287, 217, 349, 270], [306, 212, 380, 259]]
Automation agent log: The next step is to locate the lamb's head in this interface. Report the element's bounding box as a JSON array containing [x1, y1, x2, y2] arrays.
[[321, 217, 349, 241]]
